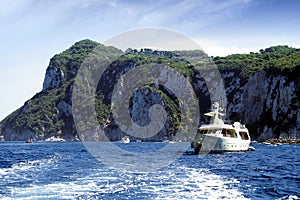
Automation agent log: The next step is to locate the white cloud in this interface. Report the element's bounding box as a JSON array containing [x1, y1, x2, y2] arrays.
[[133, 0, 252, 29], [0, 0, 253, 41]]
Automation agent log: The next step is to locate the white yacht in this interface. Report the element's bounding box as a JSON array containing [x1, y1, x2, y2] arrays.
[[191, 102, 252, 153]]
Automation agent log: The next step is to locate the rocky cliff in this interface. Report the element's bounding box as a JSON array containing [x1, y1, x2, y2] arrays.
[[222, 68, 300, 141], [0, 40, 299, 141]]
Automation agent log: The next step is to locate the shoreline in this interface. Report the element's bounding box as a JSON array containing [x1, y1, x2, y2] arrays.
[[262, 138, 300, 145], [0, 137, 300, 145]]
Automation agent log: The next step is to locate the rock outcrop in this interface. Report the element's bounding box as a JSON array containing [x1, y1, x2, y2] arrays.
[[221, 68, 300, 141], [43, 67, 65, 91]]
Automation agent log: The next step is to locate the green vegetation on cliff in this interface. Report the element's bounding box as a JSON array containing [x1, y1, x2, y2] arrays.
[[214, 45, 300, 77]]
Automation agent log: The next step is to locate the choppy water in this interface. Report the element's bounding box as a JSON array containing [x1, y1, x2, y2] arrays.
[[0, 142, 299, 199]]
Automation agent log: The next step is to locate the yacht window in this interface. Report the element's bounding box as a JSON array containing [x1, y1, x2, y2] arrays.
[[239, 131, 249, 140], [222, 129, 237, 138], [222, 129, 226, 137]]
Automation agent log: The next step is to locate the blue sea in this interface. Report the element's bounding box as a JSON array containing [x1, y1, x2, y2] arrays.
[[0, 142, 299, 199]]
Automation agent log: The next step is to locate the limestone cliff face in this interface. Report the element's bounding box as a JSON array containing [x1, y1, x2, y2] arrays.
[[99, 67, 300, 142], [104, 87, 171, 142], [241, 70, 300, 140], [219, 68, 300, 141], [43, 67, 65, 91]]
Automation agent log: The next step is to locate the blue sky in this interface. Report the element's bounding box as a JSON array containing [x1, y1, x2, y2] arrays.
[[0, 0, 300, 120]]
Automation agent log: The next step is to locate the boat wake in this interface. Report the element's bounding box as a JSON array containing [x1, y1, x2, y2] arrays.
[[1, 164, 249, 199]]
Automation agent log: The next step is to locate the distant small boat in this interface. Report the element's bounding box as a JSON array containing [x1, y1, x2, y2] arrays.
[[121, 136, 130, 144], [26, 139, 33, 143]]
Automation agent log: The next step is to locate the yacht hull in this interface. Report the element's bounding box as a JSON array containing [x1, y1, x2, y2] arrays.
[[192, 134, 251, 153]]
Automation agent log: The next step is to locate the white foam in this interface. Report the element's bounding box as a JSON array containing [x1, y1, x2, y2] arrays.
[[0, 156, 59, 177], [3, 165, 249, 199], [279, 195, 300, 200], [142, 167, 249, 200], [0, 155, 61, 199]]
